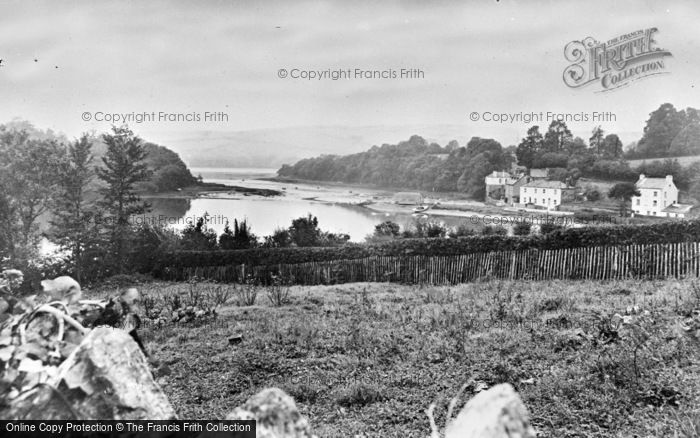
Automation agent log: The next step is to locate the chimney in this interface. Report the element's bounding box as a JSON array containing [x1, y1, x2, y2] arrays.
[[666, 175, 673, 183], [639, 173, 645, 181]]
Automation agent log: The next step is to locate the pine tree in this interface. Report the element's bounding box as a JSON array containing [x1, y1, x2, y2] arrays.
[[50, 134, 99, 282], [96, 126, 152, 273]]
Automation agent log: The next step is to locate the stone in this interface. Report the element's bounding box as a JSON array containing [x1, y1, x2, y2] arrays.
[[40, 276, 82, 304], [2, 327, 177, 420], [445, 383, 536, 438], [228, 334, 243, 345], [226, 388, 316, 438]]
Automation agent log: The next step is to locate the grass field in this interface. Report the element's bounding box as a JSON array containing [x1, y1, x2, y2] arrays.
[[627, 155, 700, 167], [101, 278, 700, 437]]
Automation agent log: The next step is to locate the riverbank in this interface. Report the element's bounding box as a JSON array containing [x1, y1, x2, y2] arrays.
[[140, 182, 283, 199]]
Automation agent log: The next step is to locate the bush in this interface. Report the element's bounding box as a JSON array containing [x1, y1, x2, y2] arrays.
[[513, 222, 532, 236], [448, 224, 476, 238], [154, 219, 700, 274], [540, 222, 564, 235], [481, 225, 508, 236], [584, 187, 601, 202]]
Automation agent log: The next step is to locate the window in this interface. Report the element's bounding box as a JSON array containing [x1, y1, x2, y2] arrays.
[[543, 189, 546, 194], [653, 200, 657, 207], [534, 189, 537, 194], [554, 199, 557, 205], [654, 191, 657, 197], [636, 199, 640, 205]]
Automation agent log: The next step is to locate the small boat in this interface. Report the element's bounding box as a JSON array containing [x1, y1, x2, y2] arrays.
[[413, 205, 430, 213]]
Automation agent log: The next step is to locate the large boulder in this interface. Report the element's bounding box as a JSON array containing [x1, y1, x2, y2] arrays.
[[3, 327, 176, 420], [226, 388, 316, 438], [445, 383, 536, 438]]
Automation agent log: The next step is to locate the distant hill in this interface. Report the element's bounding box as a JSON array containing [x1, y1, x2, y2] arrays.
[[160, 125, 524, 169], [2, 119, 196, 193]]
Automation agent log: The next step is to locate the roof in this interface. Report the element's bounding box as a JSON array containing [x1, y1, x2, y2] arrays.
[[636, 177, 671, 190], [522, 180, 572, 189], [529, 168, 548, 178], [662, 204, 694, 214], [508, 175, 529, 187], [486, 171, 511, 179]]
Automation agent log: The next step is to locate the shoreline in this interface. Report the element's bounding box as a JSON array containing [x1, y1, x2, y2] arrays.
[[139, 182, 283, 199]]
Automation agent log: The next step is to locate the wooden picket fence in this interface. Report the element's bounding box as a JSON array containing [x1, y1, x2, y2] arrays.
[[161, 240, 700, 285]]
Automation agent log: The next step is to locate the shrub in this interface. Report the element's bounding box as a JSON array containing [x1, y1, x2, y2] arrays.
[[540, 222, 564, 235], [513, 222, 532, 236], [584, 187, 601, 202], [154, 219, 700, 276], [481, 225, 507, 236], [448, 224, 476, 238]]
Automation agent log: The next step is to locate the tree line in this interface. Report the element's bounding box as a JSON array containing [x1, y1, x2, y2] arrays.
[[277, 103, 700, 199], [0, 124, 196, 286]]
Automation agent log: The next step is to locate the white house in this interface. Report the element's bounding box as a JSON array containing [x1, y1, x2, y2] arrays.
[[484, 171, 517, 187], [631, 174, 679, 217], [520, 180, 575, 210]]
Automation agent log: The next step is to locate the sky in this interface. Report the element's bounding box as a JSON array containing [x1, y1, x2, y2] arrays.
[[0, 0, 698, 163]]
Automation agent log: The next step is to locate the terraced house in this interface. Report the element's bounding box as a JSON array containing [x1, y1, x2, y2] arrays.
[[520, 180, 576, 211]]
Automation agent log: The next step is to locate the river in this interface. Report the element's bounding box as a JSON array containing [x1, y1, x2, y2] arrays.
[[148, 168, 464, 242]]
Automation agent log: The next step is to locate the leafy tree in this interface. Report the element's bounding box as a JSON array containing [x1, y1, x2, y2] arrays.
[[49, 134, 100, 283], [263, 227, 291, 248], [96, 126, 153, 272], [589, 126, 605, 155], [564, 136, 588, 156], [601, 134, 623, 159], [0, 127, 64, 263], [669, 121, 700, 156], [219, 219, 257, 250], [543, 120, 572, 153], [289, 214, 322, 247], [181, 215, 218, 250], [402, 219, 447, 238], [608, 182, 640, 217], [583, 187, 601, 202], [631, 103, 687, 158], [374, 221, 400, 237], [516, 126, 543, 168]]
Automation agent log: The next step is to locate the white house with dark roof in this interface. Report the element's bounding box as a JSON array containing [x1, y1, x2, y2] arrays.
[[520, 180, 575, 210], [631, 174, 693, 217]]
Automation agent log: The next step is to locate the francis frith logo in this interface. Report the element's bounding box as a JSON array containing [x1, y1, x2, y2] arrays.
[[563, 28, 672, 92]]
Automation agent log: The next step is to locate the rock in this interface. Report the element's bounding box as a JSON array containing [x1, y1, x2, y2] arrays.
[[226, 388, 316, 438], [3, 327, 177, 420], [40, 276, 82, 304], [228, 334, 243, 345], [445, 383, 536, 438]]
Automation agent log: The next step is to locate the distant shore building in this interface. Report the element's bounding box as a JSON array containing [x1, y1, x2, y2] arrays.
[[529, 168, 549, 179], [393, 192, 424, 205], [520, 180, 576, 211], [505, 175, 529, 205], [631, 174, 693, 218], [485, 171, 519, 203]]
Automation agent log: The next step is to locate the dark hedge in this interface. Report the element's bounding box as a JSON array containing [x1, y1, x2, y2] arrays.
[[154, 219, 700, 270]]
